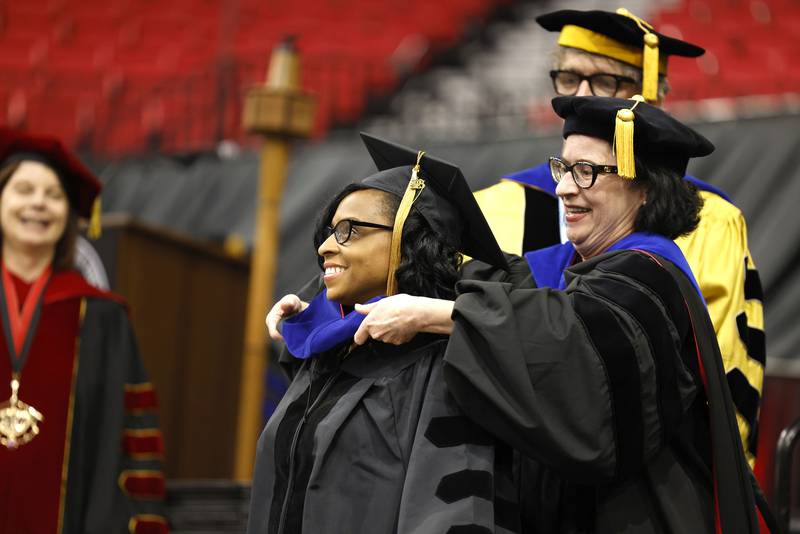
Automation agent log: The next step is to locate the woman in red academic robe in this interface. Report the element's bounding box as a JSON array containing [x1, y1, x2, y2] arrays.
[[0, 129, 168, 534]]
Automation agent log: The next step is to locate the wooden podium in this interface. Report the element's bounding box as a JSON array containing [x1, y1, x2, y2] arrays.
[[95, 214, 251, 479]]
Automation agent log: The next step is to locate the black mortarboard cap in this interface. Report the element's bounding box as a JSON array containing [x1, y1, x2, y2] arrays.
[[359, 132, 508, 281], [552, 95, 714, 177], [537, 8, 705, 101], [537, 9, 704, 58]]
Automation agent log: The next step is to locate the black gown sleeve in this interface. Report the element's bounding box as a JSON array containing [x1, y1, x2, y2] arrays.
[[65, 298, 168, 534], [460, 253, 533, 286], [443, 250, 699, 484]]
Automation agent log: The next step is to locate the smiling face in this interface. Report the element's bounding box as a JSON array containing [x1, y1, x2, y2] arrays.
[[0, 161, 69, 256], [317, 188, 395, 306], [555, 134, 645, 260]]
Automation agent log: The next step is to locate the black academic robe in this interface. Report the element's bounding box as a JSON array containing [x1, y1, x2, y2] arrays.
[[475, 169, 766, 465], [248, 334, 520, 534], [0, 270, 167, 534], [444, 251, 758, 533]]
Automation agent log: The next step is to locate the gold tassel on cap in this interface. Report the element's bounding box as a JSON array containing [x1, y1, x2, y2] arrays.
[[642, 33, 660, 102], [616, 8, 660, 103], [613, 96, 644, 180], [87, 197, 102, 239], [385, 151, 426, 296]]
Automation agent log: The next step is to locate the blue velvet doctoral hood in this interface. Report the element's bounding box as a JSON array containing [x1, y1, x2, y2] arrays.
[[524, 231, 703, 301], [282, 290, 385, 359]]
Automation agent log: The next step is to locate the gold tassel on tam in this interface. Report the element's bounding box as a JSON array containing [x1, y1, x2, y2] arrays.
[[642, 33, 660, 102], [87, 197, 102, 239], [616, 8, 661, 103], [613, 96, 644, 180], [385, 151, 426, 296]]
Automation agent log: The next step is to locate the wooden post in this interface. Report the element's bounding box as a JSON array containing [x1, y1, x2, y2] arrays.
[[234, 38, 316, 480]]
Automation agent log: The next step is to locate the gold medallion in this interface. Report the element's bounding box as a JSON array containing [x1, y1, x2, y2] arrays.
[[0, 374, 43, 449]]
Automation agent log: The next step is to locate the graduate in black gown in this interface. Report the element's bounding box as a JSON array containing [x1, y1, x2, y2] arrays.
[[247, 134, 519, 534], [351, 97, 760, 533]]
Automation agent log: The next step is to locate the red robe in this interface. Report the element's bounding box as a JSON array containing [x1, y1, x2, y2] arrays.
[[0, 270, 168, 534]]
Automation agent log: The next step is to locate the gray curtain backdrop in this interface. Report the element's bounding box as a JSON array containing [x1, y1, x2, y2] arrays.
[[96, 113, 800, 369]]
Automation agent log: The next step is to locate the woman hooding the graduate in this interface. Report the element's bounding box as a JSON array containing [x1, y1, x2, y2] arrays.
[[0, 129, 167, 533], [247, 134, 521, 534], [269, 99, 761, 532], [361, 97, 761, 533]]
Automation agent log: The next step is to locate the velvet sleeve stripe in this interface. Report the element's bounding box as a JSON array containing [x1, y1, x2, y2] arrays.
[[122, 430, 165, 460], [424, 416, 494, 447], [124, 383, 159, 414], [743, 268, 763, 302], [128, 514, 169, 534], [586, 277, 684, 442], [435, 470, 494, 503], [571, 292, 643, 479], [735, 312, 766, 366], [725, 369, 761, 456], [118, 470, 167, 500]]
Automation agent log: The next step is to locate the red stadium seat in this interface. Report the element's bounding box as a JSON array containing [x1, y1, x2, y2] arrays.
[[0, 0, 542, 153], [652, 0, 798, 101]]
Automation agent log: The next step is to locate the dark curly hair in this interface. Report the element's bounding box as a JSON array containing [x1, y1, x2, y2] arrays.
[[314, 183, 462, 300], [631, 156, 703, 240]]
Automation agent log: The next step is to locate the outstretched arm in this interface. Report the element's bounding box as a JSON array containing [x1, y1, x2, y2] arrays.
[[265, 294, 309, 341], [444, 252, 701, 483], [265, 273, 323, 341]]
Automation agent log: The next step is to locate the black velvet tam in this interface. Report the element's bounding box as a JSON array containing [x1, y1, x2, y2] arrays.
[[537, 9, 704, 58], [360, 132, 508, 270], [551, 96, 714, 176]]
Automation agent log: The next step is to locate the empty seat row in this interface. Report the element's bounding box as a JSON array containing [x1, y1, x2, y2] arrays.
[[0, 0, 503, 153]]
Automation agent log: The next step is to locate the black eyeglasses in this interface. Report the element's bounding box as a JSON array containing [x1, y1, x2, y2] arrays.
[[549, 70, 638, 97], [325, 219, 393, 245], [549, 156, 618, 189]]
